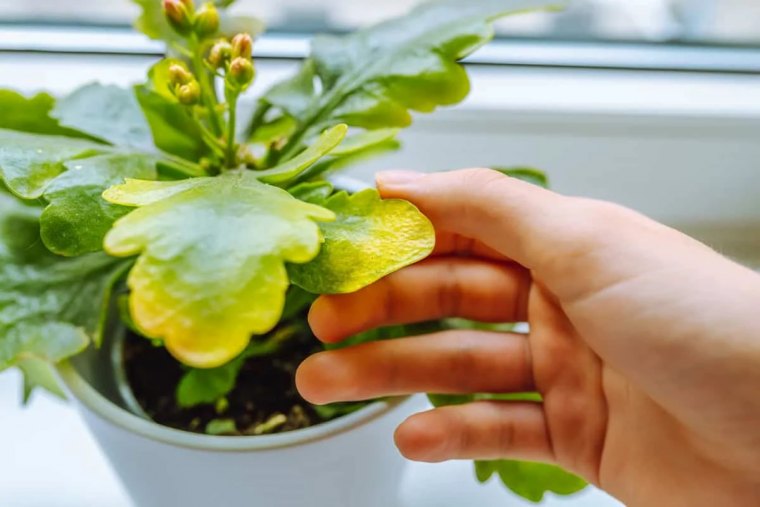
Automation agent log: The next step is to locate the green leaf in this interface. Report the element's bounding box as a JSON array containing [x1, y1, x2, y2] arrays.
[[249, 116, 297, 145], [102, 172, 334, 368], [289, 186, 434, 294], [264, 0, 561, 134], [205, 418, 237, 435], [493, 167, 549, 188], [134, 84, 208, 161], [292, 130, 401, 184], [331, 128, 400, 157], [0, 90, 94, 138], [428, 392, 542, 408], [0, 129, 104, 199], [261, 59, 317, 120], [475, 460, 587, 502], [52, 83, 155, 151], [256, 124, 348, 185], [177, 355, 245, 408], [40, 154, 159, 256], [0, 193, 129, 399], [18, 357, 67, 402]]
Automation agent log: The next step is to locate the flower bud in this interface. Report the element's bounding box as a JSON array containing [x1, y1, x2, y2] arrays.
[[231, 33, 253, 60], [194, 3, 220, 38], [207, 40, 232, 68], [227, 57, 255, 89], [177, 80, 201, 105], [168, 64, 194, 86], [163, 0, 194, 36]]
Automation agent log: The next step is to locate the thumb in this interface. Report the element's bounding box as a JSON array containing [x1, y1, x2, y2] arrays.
[[376, 168, 568, 270]]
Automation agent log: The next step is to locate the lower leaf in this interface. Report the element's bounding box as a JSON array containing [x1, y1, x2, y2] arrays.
[[0, 193, 130, 400], [475, 459, 587, 503]]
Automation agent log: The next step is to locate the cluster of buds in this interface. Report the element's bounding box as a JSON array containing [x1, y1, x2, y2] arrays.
[[208, 33, 255, 91], [163, 0, 219, 39], [168, 63, 201, 105]]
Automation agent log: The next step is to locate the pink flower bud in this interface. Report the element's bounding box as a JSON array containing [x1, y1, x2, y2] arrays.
[[163, 0, 194, 36], [168, 64, 194, 86], [231, 33, 253, 60], [208, 40, 232, 68]]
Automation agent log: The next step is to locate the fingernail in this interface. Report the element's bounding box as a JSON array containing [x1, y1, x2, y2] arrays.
[[376, 170, 424, 187]]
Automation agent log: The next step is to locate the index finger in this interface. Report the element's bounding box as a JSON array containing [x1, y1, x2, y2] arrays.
[[377, 168, 567, 270]]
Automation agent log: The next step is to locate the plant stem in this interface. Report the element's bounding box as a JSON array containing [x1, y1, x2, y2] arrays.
[[160, 153, 207, 177], [225, 91, 239, 169], [193, 110, 226, 155], [190, 37, 223, 138]]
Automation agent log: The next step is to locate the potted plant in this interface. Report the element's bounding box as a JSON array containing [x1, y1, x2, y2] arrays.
[[0, 0, 587, 504]]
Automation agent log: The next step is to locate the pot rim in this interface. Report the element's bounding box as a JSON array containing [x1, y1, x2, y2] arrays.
[[57, 361, 407, 452]]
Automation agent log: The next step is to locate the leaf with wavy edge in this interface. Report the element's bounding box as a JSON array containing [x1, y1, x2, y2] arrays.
[[288, 183, 434, 294], [103, 172, 334, 368]]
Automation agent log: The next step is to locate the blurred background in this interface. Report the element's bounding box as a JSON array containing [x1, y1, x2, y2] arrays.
[[1, 0, 760, 44]]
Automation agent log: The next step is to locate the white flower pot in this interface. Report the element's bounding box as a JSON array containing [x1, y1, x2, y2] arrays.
[[56, 326, 420, 507]]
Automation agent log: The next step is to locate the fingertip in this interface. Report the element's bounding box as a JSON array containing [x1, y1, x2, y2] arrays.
[[295, 352, 354, 405], [375, 170, 425, 189], [307, 296, 343, 343], [394, 411, 450, 463]]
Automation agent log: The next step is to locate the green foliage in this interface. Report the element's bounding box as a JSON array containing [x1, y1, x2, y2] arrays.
[[176, 321, 297, 408], [474, 460, 587, 503], [260, 0, 561, 155], [493, 167, 549, 188], [134, 83, 208, 161], [289, 184, 435, 293], [256, 124, 348, 185], [0, 193, 129, 400], [102, 172, 334, 368], [0, 90, 93, 138], [52, 83, 155, 150], [0, 129, 104, 199], [40, 154, 158, 256]]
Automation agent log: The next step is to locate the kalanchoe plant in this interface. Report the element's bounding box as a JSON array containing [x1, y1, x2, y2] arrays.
[[0, 0, 585, 502]]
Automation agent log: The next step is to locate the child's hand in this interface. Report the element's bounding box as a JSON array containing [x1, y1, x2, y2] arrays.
[[296, 169, 760, 506]]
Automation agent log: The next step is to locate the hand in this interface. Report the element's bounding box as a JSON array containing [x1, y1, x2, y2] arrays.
[[296, 169, 760, 506]]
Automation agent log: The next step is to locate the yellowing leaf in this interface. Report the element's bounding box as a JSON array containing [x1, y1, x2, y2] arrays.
[[103, 172, 334, 368], [289, 186, 435, 294]]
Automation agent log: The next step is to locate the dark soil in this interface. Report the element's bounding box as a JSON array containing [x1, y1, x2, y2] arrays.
[[122, 318, 334, 436]]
